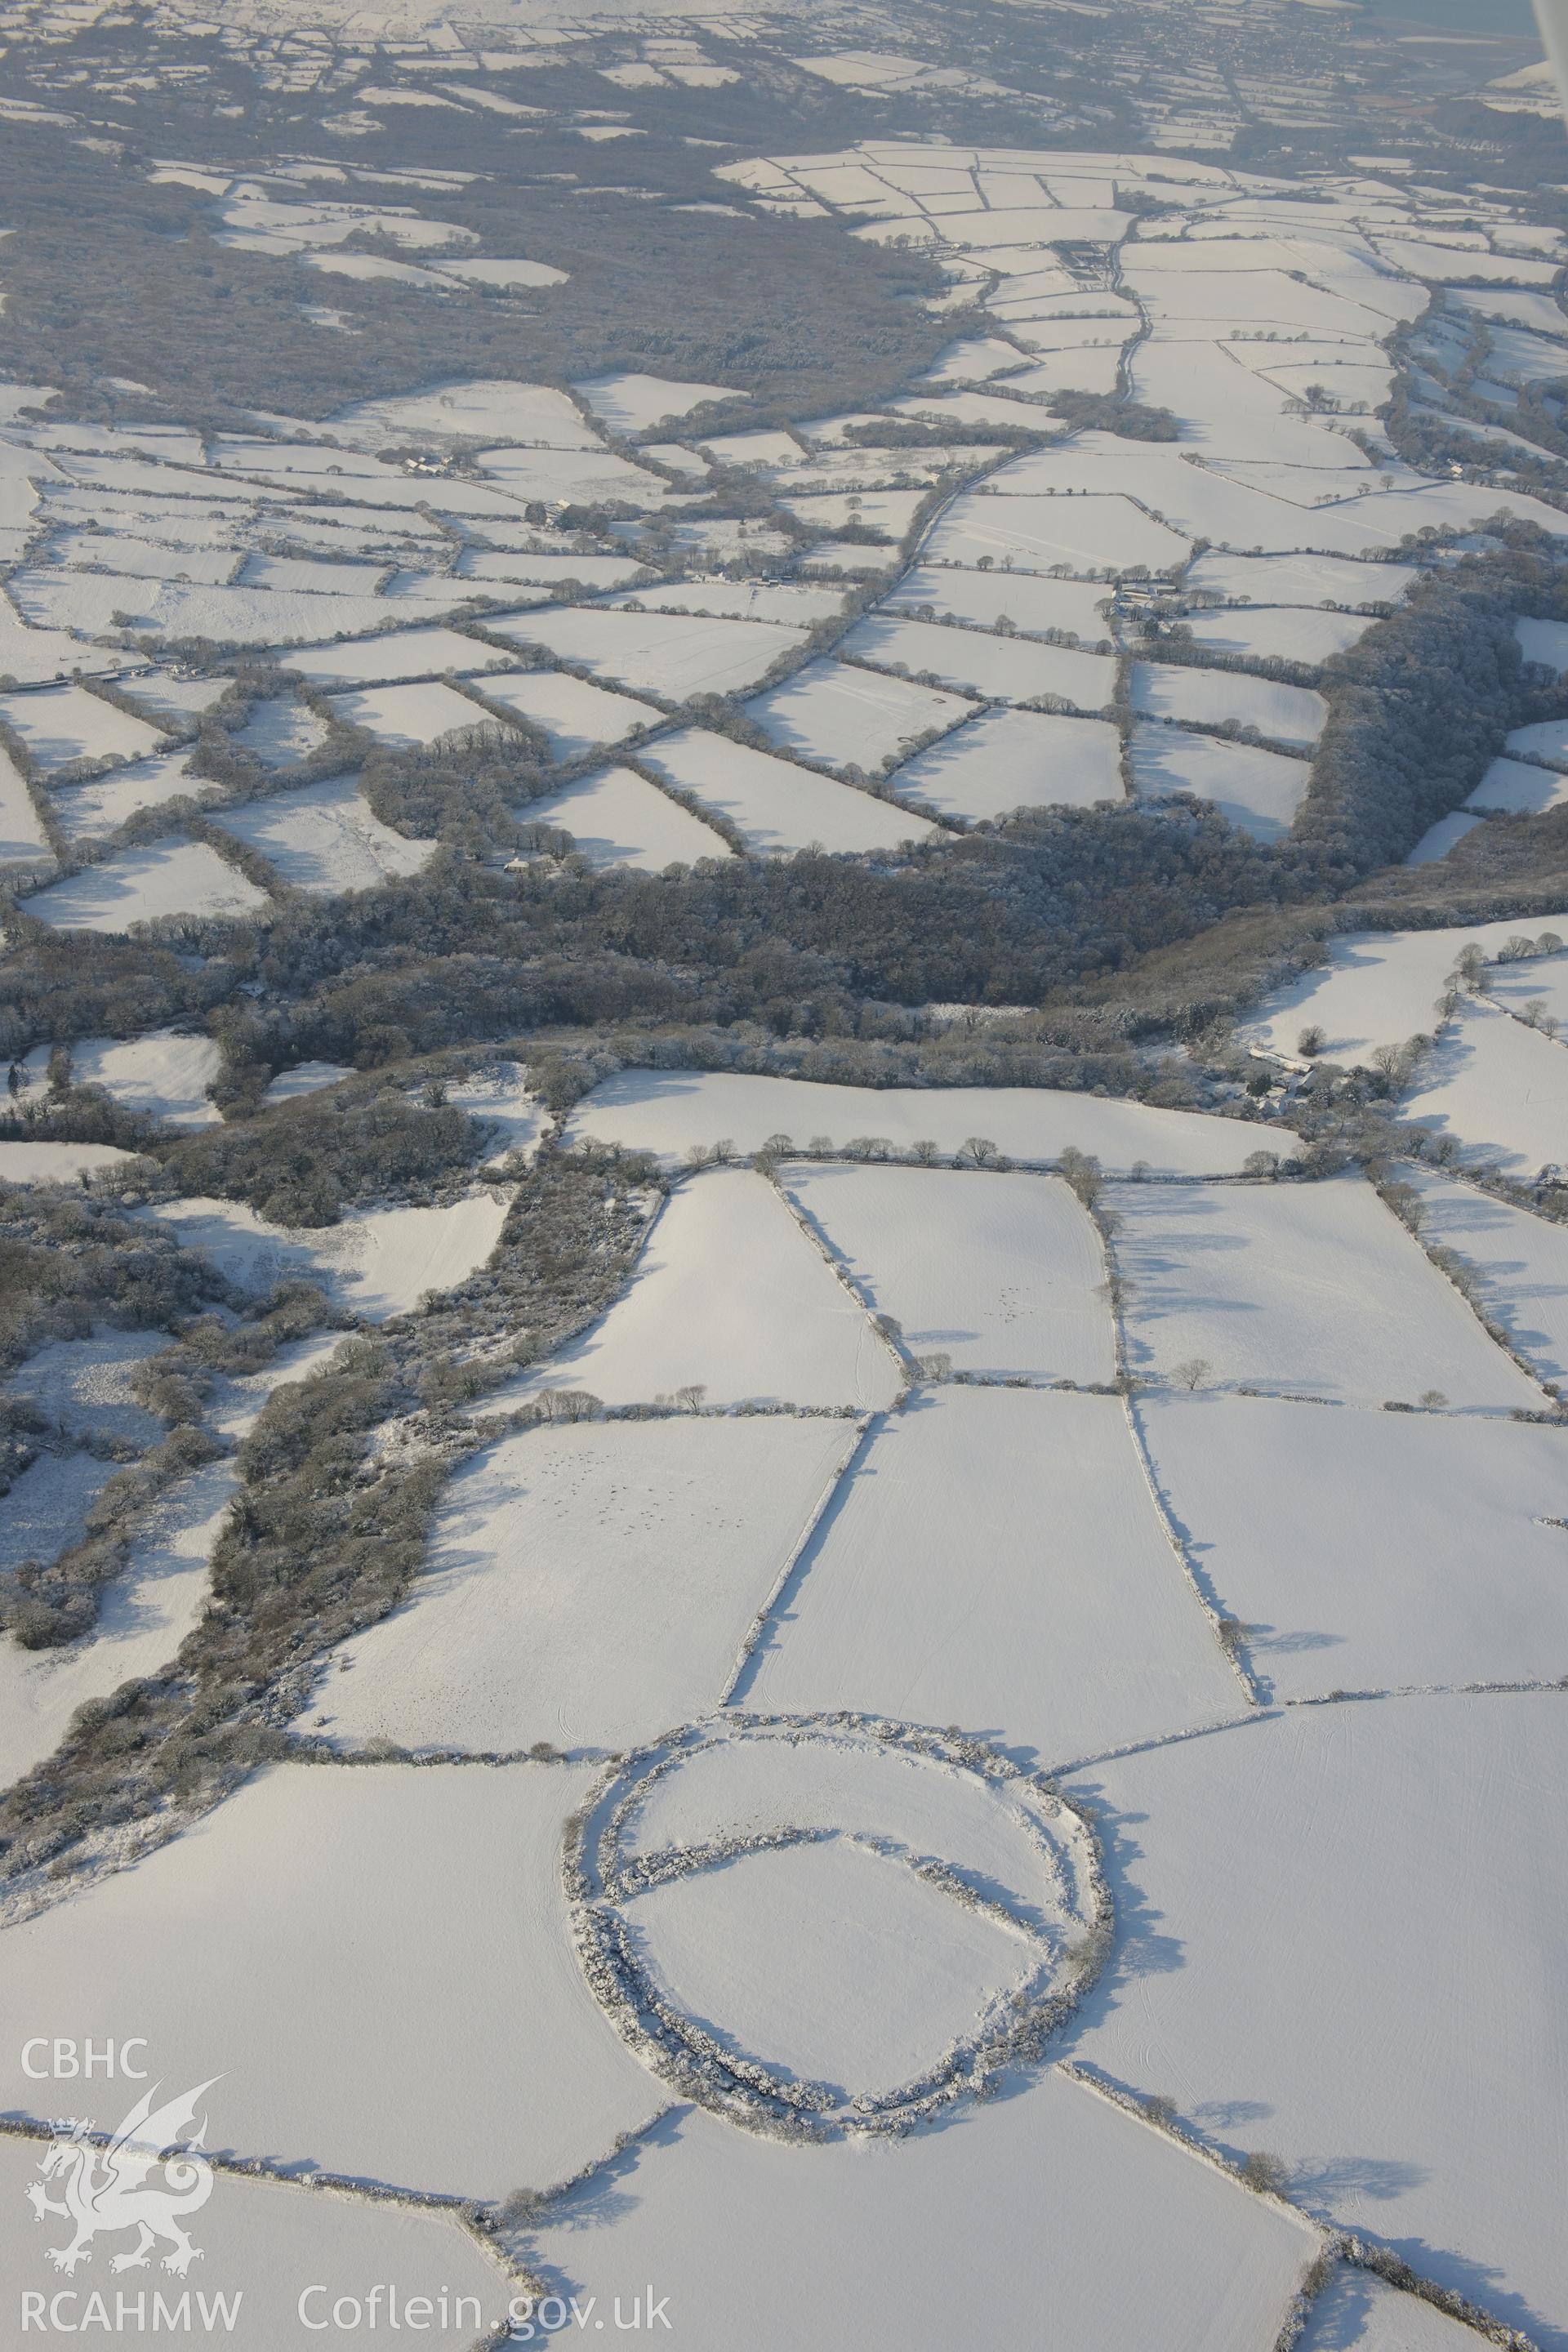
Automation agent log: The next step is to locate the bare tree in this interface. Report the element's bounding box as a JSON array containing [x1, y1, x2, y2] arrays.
[[1058, 1145, 1102, 1206], [1239, 2150, 1290, 2195], [1170, 1356, 1211, 1391]]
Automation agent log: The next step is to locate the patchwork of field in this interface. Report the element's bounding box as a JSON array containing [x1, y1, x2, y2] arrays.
[[0, 150, 1553, 940], [8, 127, 1568, 2352]]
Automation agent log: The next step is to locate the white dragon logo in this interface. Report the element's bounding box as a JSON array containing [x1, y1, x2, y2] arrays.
[[26, 2078, 220, 2277]]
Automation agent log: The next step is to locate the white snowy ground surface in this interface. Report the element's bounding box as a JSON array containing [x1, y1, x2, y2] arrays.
[[5, 131, 1568, 2352], [564, 1067, 1296, 1174]]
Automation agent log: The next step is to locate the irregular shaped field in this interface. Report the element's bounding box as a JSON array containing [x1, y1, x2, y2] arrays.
[[782, 1162, 1114, 1379], [566, 1067, 1297, 1177], [330, 679, 514, 750], [283, 627, 515, 687], [500, 1169, 901, 1411], [1463, 755, 1568, 817], [1400, 1165, 1568, 1382], [0, 1462, 235, 1792], [922, 490, 1189, 577], [0, 2137, 513, 2352], [316, 1415, 857, 1755], [1401, 998, 1568, 1177], [1066, 1695, 1568, 2336], [841, 614, 1116, 711], [488, 607, 806, 699], [49, 750, 212, 840], [1242, 919, 1568, 1062], [885, 564, 1111, 638], [475, 668, 662, 759], [746, 1388, 1242, 1767], [0, 1139, 138, 1182], [1295, 2265, 1483, 2351], [0, 746, 52, 864], [18, 1027, 222, 1128], [145, 1191, 509, 1319], [212, 775, 436, 894], [1130, 661, 1325, 748], [0, 682, 165, 771]]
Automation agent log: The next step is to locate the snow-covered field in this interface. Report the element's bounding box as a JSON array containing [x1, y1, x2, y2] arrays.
[[1130, 662, 1326, 749], [0, 2135, 512, 2352], [1401, 996, 1568, 1176], [16, 1027, 222, 1128], [1399, 1165, 1568, 1383], [746, 659, 973, 774], [0, 1462, 234, 1791], [1129, 722, 1309, 841], [565, 1067, 1297, 1175], [1111, 1174, 1544, 1410], [0, 1139, 139, 1183], [523, 2070, 1316, 2352], [488, 607, 805, 698], [782, 1162, 1114, 1379], [746, 1388, 1243, 1766], [0, 1762, 662, 2198], [498, 1169, 901, 1411], [1242, 918, 1568, 1062], [0, 683, 165, 772], [523, 764, 733, 870], [1066, 1695, 1568, 2333], [841, 613, 1116, 711], [896, 708, 1124, 820], [144, 1190, 509, 1319], [330, 678, 514, 750], [20, 836, 272, 933], [639, 726, 939, 853], [0, 746, 51, 866], [1138, 1393, 1568, 1695], [476, 668, 662, 759], [212, 775, 435, 894], [318, 1415, 858, 1755]]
